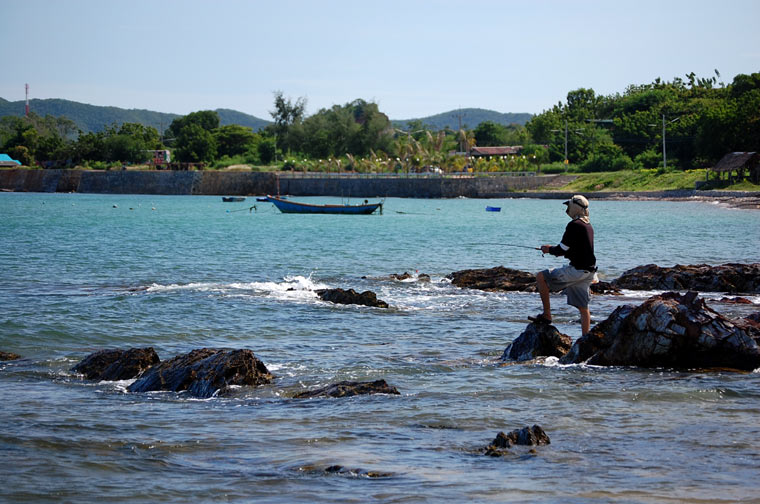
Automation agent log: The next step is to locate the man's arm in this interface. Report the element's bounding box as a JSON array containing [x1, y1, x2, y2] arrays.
[[541, 243, 568, 256]]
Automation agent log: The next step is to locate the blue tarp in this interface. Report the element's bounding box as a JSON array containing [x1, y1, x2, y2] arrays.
[[0, 154, 21, 165]]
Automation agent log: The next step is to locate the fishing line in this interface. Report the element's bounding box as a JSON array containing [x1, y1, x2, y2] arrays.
[[475, 242, 542, 251], [226, 205, 257, 213]]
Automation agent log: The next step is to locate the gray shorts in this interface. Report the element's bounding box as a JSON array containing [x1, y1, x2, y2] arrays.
[[540, 264, 596, 309]]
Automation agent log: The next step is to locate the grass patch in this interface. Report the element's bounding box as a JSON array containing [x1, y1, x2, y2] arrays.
[[560, 169, 719, 192]]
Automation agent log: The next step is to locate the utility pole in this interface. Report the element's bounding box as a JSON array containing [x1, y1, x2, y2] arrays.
[[551, 120, 569, 166], [25, 83, 29, 117], [662, 114, 667, 170], [563, 120, 568, 164], [658, 114, 679, 170]]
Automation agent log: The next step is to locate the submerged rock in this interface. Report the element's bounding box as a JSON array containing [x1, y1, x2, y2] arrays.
[[388, 271, 431, 282], [448, 266, 536, 292], [559, 292, 760, 370], [590, 280, 622, 295], [316, 288, 389, 308], [484, 425, 550, 456], [717, 296, 754, 304], [323, 465, 393, 478], [612, 263, 760, 293], [501, 322, 572, 361], [294, 379, 400, 399], [71, 347, 159, 381], [127, 348, 273, 398], [0, 351, 21, 361]]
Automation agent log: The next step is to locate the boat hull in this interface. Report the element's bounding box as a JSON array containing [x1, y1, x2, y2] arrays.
[[267, 196, 382, 215]]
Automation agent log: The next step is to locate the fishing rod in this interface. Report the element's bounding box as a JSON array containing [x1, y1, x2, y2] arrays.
[[476, 242, 542, 251], [475, 242, 546, 256]]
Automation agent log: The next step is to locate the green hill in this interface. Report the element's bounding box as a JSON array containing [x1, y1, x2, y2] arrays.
[[392, 108, 532, 131], [0, 98, 531, 135], [0, 97, 272, 133]]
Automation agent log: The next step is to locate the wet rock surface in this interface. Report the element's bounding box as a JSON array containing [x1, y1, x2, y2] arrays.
[[501, 322, 572, 361], [484, 425, 551, 456], [323, 465, 394, 478], [559, 292, 760, 370], [447, 266, 536, 292], [71, 347, 160, 381], [612, 263, 760, 293], [590, 281, 622, 295], [127, 348, 273, 398], [0, 351, 21, 361], [388, 272, 431, 282], [316, 288, 389, 308], [294, 379, 400, 399]]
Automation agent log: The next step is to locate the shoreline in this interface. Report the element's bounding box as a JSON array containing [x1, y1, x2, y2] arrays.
[[1, 168, 758, 209], [505, 190, 760, 210]]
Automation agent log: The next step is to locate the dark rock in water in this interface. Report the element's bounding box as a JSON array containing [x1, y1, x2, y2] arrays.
[[387, 272, 431, 282], [501, 323, 572, 361], [484, 425, 550, 456], [127, 348, 273, 398], [448, 266, 536, 292], [717, 296, 754, 304], [390, 272, 412, 281], [612, 263, 760, 293], [71, 347, 159, 380], [559, 292, 760, 370], [590, 280, 622, 295], [0, 351, 21, 361], [294, 379, 400, 399], [316, 288, 389, 308], [323, 465, 393, 478]]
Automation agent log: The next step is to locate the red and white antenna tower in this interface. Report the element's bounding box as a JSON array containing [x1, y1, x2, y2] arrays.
[[25, 84, 30, 117]]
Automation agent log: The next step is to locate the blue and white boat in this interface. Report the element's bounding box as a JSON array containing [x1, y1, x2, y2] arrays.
[[267, 195, 382, 215]]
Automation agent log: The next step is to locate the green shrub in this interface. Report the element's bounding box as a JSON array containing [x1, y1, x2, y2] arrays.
[[540, 162, 577, 174], [634, 148, 662, 169]]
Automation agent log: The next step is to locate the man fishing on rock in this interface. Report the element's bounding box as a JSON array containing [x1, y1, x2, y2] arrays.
[[530, 195, 597, 336]]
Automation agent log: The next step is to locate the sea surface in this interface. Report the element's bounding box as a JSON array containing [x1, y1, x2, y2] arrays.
[[1, 193, 759, 503]]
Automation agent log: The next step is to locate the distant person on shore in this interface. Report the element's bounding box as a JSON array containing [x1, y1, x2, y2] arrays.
[[530, 195, 597, 336]]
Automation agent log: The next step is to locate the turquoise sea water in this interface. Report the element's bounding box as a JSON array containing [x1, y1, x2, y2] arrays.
[[1, 192, 759, 503]]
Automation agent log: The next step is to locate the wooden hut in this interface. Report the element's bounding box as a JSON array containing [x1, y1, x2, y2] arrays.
[[470, 146, 523, 158], [711, 152, 759, 184]]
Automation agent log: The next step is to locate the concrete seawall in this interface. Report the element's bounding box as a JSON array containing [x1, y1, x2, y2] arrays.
[[0, 169, 575, 198]]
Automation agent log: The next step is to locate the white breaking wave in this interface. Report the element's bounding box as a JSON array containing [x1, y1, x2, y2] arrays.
[[142, 274, 329, 304]]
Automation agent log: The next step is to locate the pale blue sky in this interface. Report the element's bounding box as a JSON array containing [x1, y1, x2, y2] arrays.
[[2, 0, 758, 120]]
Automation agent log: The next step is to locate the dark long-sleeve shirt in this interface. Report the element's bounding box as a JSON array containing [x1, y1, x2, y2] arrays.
[[548, 219, 596, 271]]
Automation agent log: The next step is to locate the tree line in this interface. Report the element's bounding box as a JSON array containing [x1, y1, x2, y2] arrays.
[[1, 71, 758, 172]]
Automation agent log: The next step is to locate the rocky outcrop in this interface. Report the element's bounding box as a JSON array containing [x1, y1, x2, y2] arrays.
[[127, 348, 273, 398], [294, 379, 400, 399], [559, 292, 760, 370], [590, 280, 621, 295], [484, 425, 550, 457], [71, 347, 160, 381], [447, 266, 536, 292], [0, 351, 21, 361], [389, 272, 431, 282], [316, 288, 389, 308], [612, 263, 760, 293], [501, 322, 572, 361]]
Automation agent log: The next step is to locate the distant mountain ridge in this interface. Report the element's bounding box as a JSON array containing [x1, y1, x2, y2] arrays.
[[392, 108, 532, 131], [0, 97, 272, 134], [0, 98, 531, 134]]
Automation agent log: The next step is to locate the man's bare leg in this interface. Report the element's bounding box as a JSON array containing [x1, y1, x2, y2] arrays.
[[578, 306, 591, 335], [536, 271, 552, 321]]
